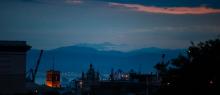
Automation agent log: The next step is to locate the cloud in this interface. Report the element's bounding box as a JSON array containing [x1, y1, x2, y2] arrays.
[[75, 42, 126, 51], [131, 26, 220, 33], [65, 0, 83, 4], [109, 2, 220, 15]]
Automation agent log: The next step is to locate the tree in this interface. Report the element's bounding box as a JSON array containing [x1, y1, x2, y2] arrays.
[[154, 38, 219, 95]]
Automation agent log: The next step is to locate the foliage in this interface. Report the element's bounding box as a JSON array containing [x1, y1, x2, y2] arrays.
[[154, 38, 219, 95]]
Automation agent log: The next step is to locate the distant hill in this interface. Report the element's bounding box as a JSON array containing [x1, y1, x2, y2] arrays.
[[26, 45, 186, 84]]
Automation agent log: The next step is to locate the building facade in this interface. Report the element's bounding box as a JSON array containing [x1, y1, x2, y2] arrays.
[[0, 41, 31, 94], [46, 70, 61, 88]]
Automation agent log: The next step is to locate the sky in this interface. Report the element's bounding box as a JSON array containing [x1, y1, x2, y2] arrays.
[[1, 0, 220, 51]]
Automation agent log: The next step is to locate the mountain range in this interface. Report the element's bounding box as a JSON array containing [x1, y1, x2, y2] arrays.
[[26, 45, 186, 84]]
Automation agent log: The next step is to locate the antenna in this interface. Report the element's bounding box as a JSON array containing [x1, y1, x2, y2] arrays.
[[161, 54, 165, 64], [52, 55, 55, 70], [138, 63, 142, 74]]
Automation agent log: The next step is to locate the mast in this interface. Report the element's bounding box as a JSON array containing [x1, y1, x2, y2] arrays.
[[32, 50, 44, 83]]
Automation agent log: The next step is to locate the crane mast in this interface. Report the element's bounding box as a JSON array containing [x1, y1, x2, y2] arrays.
[[32, 50, 44, 83]]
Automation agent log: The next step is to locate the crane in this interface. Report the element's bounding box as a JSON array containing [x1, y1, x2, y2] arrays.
[[26, 50, 44, 83]]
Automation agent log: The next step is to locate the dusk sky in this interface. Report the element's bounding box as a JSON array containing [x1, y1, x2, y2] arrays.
[[1, 0, 220, 51]]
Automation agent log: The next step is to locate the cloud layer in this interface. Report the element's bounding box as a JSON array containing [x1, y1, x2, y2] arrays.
[[65, 0, 83, 4], [109, 2, 220, 15]]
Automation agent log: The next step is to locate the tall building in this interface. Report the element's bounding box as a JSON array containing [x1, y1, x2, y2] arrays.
[[0, 41, 31, 94], [46, 70, 61, 88]]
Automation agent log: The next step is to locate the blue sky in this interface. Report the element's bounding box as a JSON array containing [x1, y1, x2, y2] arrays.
[[1, 0, 220, 51]]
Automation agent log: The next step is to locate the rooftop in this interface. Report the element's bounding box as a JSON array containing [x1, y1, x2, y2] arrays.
[[0, 40, 31, 52]]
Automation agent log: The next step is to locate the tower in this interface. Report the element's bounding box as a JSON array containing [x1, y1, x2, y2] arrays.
[[46, 70, 60, 88], [45, 56, 60, 88]]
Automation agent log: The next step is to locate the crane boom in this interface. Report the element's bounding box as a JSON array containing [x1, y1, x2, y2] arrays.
[[32, 50, 44, 83]]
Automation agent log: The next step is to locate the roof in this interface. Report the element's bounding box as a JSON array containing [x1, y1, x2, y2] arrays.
[[0, 40, 31, 52]]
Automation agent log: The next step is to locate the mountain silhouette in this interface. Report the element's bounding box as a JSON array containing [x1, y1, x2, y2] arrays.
[[26, 45, 185, 84]]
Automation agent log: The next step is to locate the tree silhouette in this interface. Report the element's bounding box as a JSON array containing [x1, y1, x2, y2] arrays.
[[154, 38, 219, 95]]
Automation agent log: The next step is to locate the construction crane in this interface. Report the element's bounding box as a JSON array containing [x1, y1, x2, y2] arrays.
[[26, 50, 44, 83]]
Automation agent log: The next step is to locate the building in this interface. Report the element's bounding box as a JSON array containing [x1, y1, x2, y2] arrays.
[[75, 66, 160, 95], [85, 64, 100, 81], [0, 41, 31, 94], [46, 70, 61, 88]]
